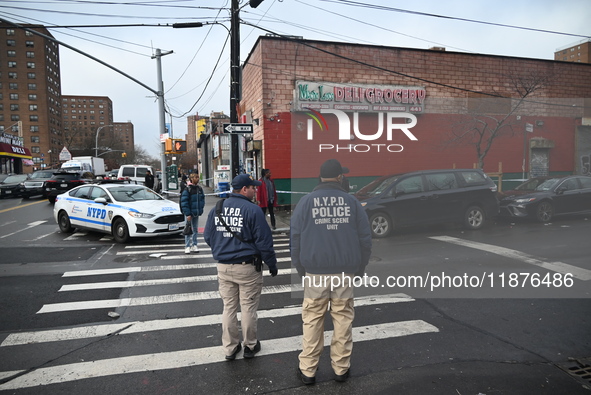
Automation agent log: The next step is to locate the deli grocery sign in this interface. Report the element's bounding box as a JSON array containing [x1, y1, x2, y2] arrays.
[[293, 81, 426, 113]]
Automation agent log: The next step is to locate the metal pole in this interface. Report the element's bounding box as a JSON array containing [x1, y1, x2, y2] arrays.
[[152, 48, 173, 191], [95, 124, 113, 157], [230, 0, 240, 177]]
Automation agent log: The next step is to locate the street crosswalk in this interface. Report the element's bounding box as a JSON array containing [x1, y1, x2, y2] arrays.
[[0, 234, 440, 391]]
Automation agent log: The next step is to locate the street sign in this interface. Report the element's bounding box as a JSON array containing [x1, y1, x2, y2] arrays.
[[224, 123, 254, 133], [59, 146, 72, 161]]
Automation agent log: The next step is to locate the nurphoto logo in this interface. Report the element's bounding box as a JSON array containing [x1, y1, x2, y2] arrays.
[[304, 108, 419, 153]]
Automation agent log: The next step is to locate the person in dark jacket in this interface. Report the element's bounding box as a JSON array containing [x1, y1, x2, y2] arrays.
[[256, 169, 278, 229], [144, 170, 155, 189], [290, 159, 372, 385], [204, 174, 278, 361], [180, 172, 205, 254]]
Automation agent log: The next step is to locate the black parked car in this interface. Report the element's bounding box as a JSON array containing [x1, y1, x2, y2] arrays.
[[21, 169, 56, 199], [497, 176, 552, 199], [0, 174, 29, 198], [355, 169, 499, 238], [499, 175, 591, 222], [44, 171, 95, 204]]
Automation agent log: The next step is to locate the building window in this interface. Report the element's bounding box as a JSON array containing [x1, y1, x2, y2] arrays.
[[26, 62, 35, 69], [30, 126, 39, 132], [6, 40, 16, 46], [8, 72, 17, 79], [9, 83, 17, 89], [6, 29, 15, 36], [7, 50, 16, 57], [28, 83, 37, 90], [26, 51, 35, 58], [31, 147, 40, 153], [11, 115, 20, 121], [10, 93, 18, 100], [26, 41, 34, 48], [29, 104, 38, 111], [10, 104, 19, 111], [30, 115, 39, 122], [28, 94, 37, 100], [27, 72, 36, 79], [8, 61, 16, 68], [31, 136, 40, 143]]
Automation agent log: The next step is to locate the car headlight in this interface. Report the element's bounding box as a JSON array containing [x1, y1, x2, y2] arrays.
[[127, 211, 155, 219], [514, 197, 536, 204]]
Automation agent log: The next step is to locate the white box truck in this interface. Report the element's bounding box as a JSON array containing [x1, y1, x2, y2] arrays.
[[61, 156, 105, 176]]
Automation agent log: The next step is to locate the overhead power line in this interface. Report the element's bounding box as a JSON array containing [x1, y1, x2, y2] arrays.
[[317, 0, 590, 39]]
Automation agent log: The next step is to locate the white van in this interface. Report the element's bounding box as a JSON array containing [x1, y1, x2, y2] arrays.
[[117, 165, 154, 185]]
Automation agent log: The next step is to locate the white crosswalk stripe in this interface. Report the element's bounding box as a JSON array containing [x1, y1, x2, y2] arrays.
[[0, 234, 440, 391]]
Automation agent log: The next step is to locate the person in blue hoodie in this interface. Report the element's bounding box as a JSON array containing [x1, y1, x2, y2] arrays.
[[204, 174, 278, 361], [291, 159, 372, 385], [180, 172, 205, 254]]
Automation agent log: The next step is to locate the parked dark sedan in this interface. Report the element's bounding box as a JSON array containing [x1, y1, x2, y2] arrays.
[[497, 176, 552, 199], [499, 175, 591, 222], [0, 174, 29, 198], [21, 169, 56, 199]]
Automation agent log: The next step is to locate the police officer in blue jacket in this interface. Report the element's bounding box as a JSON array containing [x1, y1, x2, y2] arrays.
[[204, 174, 278, 361], [291, 159, 372, 385]]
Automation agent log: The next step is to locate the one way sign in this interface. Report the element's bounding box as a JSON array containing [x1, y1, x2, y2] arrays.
[[224, 123, 253, 133]]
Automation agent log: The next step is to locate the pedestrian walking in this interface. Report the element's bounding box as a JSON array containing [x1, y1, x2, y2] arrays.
[[256, 169, 278, 229], [290, 159, 372, 385], [180, 172, 205, 254], [204, 174, 278, 361]]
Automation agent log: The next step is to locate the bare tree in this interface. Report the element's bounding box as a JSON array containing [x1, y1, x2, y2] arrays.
[[447, 71, 551, 169]]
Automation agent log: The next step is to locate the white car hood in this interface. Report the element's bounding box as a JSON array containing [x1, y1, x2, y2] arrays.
[[113, 199, 181, 214]]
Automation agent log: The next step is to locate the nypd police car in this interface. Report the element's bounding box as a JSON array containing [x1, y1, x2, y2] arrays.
[[53, 183, 184, 243]]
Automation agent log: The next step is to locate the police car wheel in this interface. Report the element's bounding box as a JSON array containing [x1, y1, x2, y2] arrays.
[[369, 212, 392, 238], [112, 218, 130, 243], [58, 211, 74, 233]]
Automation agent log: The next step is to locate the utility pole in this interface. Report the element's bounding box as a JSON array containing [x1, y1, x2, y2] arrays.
[[152, 48, 174, 188], [230, 0, 240, 178]]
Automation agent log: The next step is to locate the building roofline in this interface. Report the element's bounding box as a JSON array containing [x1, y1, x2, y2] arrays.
[[555, 38, 591, 53], [243, 34, 591, 68]]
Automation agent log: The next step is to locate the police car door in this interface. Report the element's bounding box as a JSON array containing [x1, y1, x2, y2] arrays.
[[67, 185, 97, 231], [86, 186, 110, 232]]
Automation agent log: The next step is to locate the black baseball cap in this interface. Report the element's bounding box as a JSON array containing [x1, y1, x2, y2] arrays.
[[231, 174, 262, 189], [320, 159, 349, 178]]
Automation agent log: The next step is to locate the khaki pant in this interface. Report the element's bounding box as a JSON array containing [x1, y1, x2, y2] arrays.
[[217, 263, 263, 356], [299, 273, 355, 377]]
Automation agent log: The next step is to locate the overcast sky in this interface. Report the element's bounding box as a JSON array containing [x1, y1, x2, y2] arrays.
[[2, 0, 589, 157]]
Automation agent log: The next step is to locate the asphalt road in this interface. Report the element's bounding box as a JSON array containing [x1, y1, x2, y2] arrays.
[[0, 195, 590, 394]]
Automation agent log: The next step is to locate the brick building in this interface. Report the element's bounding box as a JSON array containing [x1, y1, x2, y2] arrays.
[[554, 39, 591, 63], [239, 36, 591, 204], [0, 24, 61, 173]]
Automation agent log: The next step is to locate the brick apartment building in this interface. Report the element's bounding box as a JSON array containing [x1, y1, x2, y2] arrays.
[[0, 24, 62, 173], [554, 39, 591, 63], [62, 95, 134, 170], [238, 36, 591, 204]]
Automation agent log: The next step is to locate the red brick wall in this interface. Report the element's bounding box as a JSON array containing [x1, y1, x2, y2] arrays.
[[241, 37, 591, 181]]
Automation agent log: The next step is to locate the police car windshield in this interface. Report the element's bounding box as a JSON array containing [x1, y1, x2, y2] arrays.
[[109, 186, 163, 202]]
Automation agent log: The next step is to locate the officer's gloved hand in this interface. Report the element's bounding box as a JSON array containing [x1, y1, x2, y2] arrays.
[[269, 266, 278, 277]]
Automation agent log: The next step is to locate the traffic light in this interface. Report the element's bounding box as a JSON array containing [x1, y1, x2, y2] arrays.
[[174, 140, 187, 152], [122, 152, 127, 157]]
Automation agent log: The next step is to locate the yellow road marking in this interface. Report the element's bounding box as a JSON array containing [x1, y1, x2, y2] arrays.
[[0, 199, 48, 214]]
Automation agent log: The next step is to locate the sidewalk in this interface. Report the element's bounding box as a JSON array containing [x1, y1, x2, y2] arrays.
[[165, 185, 291, 234]]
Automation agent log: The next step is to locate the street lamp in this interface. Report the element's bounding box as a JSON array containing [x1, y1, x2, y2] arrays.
[[95, 125, 114, 157]]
